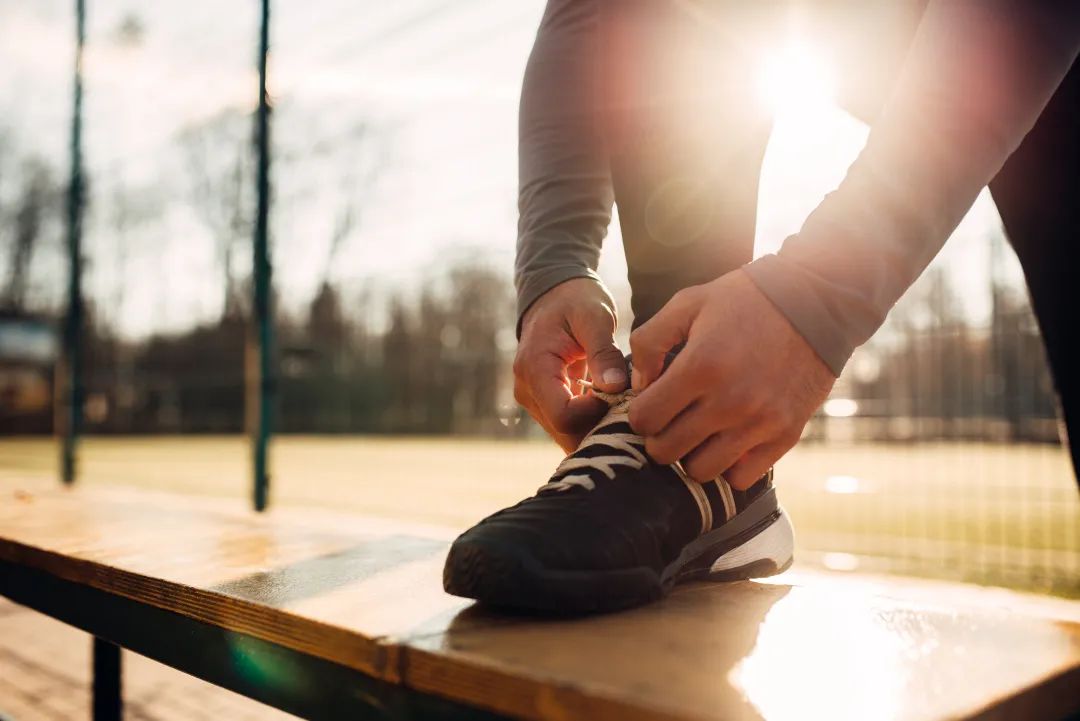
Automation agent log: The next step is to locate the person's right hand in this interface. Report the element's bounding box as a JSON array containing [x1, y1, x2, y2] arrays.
[[514, 278, 629, 453]]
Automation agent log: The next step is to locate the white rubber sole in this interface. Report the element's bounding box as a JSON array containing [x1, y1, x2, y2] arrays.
[[709, 509, 794, 575]]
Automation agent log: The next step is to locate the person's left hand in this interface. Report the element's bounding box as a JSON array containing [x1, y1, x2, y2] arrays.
[[628, 269, 836, 490]]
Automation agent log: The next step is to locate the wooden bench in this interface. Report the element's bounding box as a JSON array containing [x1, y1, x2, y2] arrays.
[[2, 484, 1079, 721]]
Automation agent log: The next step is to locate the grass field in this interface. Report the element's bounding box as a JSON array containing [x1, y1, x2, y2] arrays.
[[2, 435, 1078, 597]]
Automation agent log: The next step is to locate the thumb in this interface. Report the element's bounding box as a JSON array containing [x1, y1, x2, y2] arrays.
[[577, 322, 628, 393], [629, 286, 704, 391]]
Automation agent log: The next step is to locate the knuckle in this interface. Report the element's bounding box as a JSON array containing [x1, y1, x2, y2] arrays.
[[592, 345, 623, 364], [741, 391, 769, 418], [670, 286, 698, 307]]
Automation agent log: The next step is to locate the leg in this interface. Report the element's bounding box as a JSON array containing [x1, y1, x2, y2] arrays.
[[92, 637, 122, 721], [599, 0, 775, 327], [989, 60, 1080, 481]]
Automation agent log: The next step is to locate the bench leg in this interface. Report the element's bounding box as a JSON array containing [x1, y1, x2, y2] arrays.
[[92, 637, 122, 721]]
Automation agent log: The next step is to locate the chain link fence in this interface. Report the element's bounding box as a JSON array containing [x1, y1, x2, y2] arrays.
[[0, 0, 1076, 597]]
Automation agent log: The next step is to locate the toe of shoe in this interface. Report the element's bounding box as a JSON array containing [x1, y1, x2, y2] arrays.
[[442, 534, 663, 615]]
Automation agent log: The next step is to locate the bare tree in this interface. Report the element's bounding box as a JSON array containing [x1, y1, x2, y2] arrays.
[[3, 159, 56, 311], [317, 122, 387, 288], [180, 112, 253, 317]]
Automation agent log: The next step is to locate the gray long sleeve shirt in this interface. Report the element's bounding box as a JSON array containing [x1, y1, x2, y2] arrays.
[[516, 0, 1080, 376]]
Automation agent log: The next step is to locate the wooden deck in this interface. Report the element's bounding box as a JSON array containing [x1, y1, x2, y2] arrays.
[[1, 484, 1079, 721]]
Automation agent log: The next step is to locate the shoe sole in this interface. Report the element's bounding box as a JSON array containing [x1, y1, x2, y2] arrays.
[[443, 488, 794, 615]]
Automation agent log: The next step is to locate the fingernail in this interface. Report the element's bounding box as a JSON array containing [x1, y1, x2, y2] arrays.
[[602, 368, 626, 387], [631, 368, 644, 391]]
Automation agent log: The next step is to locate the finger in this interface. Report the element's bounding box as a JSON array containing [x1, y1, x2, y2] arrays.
[[681, 428, 759, 483], [643, 400, 717, 466], [539, 413, 587, 455], [527, 351, 606, 435], [629, 286, 703, 391], [628, 346, 704, 437], [516, 382, 586, 454], [576, 321, 628, 393], [544, 413, 587, 454], [724, 440, 791, 490], [567, 358, 589, 396]]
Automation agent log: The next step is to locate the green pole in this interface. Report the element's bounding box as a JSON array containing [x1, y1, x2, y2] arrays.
[[251, 0, 273, 511], [61, 0, 86, 485]]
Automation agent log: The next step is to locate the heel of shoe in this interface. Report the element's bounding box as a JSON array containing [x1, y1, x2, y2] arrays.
[[707, 509, 794, 581]]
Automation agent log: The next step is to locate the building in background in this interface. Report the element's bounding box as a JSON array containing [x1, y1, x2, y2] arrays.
[[0, 312, 57, 434]]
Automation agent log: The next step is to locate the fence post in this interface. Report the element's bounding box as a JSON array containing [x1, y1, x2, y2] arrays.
[[59, 0, 86, 485], [251, 0, 274, 511]]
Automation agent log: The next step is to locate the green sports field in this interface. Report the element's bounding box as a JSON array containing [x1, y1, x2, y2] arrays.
[[1, 436, 1078, 597]]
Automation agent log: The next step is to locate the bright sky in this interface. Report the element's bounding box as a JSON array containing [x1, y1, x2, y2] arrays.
[[0, 0, 1019, 339]]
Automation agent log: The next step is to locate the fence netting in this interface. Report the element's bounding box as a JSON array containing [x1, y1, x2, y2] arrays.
[[0, 0, 1076, 597]]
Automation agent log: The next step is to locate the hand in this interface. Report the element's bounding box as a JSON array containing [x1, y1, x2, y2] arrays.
[[628, 269, 836, 489], [514, 278, 628, 453]]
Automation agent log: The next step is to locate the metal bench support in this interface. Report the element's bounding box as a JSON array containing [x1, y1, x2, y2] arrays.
[[92, 638, 121, 721]]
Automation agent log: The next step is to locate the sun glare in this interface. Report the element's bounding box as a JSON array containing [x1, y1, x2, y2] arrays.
[[756, 41, 837, 116]]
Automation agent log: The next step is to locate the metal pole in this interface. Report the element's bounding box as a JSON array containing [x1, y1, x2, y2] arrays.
[[251, 0, 273, 511], [92, 638, 122, 721], [60, 0, 86, 485]]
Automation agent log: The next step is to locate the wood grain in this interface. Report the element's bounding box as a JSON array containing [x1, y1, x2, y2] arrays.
[[2, 483, 1079, 721]]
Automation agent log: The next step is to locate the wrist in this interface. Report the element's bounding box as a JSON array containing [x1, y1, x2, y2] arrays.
[[742, 257, 846, 377], [516, 267, 616, 338]]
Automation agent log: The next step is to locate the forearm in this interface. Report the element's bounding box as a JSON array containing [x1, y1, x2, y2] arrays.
[[746, 0, 1080, 375], [516, 0, 615, 333]]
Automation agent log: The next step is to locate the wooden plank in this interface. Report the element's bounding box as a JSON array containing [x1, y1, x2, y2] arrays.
[[2, 484, 1079, 721], [401, 580, 1080, 721], [0, 485, 467, 681], [0, 559, 509, 721]]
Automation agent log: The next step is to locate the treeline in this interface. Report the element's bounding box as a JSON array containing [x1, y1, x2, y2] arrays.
[[29, 261, 1062, 444], [0, 122, 1062, 442], [836, 268, 1059, 443], [73, 261, 516, 436]]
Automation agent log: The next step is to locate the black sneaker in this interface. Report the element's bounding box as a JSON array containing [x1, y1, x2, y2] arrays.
[[443, 387, 794, 614]]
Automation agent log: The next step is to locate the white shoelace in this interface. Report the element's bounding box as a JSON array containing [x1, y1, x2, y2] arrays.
[[538, 380, 716, 535], [539, 383, 643, 493]]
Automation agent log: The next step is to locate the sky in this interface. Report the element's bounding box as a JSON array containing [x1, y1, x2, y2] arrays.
[[0, 0, 1019, 339]]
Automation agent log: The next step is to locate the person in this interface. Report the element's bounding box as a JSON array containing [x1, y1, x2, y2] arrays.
[[442, 0, 1080, 614]]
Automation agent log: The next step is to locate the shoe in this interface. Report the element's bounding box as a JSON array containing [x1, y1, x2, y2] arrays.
[[443, 385, 794, 614]]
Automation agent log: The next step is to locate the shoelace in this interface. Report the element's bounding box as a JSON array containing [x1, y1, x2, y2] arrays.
[[537, 379, 717, 535], [538, 382, 644, 493]]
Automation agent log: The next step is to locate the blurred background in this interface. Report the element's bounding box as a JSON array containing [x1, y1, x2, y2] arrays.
[[0, 0, 1077, 609]]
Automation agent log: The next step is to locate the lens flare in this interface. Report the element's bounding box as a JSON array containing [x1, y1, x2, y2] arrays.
[[756, 41, 837, 115]]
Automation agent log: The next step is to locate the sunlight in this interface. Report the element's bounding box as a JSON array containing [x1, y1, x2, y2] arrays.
[[731, 588, 908, 721], [756, 40, 837, 116], [823, 398, 859, 418]]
